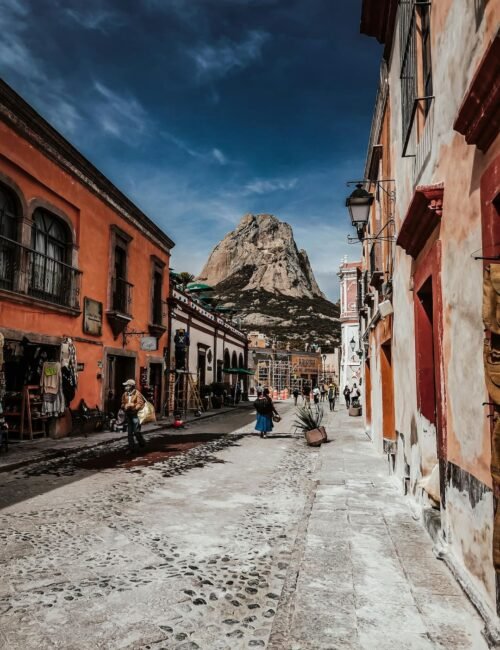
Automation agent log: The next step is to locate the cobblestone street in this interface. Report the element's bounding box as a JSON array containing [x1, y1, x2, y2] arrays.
[[0, 403, 488, 649]]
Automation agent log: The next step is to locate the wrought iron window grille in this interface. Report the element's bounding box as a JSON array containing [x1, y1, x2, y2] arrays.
[[399, 0, 434, 157]]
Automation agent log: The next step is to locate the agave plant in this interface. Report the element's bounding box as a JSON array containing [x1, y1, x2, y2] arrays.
[[293, 405, 324, 433]]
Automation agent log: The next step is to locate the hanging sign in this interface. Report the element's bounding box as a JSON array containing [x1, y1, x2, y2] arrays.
[[140, 336, 158, 351]]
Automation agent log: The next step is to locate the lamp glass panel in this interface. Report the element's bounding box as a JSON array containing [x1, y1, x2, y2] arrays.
[[348, 201, 371, 226]]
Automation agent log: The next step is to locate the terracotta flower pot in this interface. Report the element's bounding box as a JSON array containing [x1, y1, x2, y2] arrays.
[[318, 425, 328, 442], [349, 406, 362, 417], [305, 428, 323, 447]]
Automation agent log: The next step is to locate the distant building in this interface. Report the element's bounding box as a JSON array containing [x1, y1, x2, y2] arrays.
[[338, 259, 361, 395], [249, 346, 322, 395], [247, 331, 270, 349], [167, 284, 248, 411]]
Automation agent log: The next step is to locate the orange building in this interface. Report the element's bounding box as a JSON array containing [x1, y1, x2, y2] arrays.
[[0, 80, 174, 437]]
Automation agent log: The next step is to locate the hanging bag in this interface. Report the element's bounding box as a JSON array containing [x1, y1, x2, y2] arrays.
[[137, 398, 156, 425]]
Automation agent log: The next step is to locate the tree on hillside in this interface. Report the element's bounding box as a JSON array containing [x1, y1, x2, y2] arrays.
[[177, 272, 195, 289]]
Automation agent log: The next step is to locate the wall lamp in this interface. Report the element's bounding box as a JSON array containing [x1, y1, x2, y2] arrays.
[[345, 179, 396, 243]]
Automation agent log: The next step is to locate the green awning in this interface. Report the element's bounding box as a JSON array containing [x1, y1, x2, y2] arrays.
[[186, 282, 215, 292], [223, 368, 255, 375]]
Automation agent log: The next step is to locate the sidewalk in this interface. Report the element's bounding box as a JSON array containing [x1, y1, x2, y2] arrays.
[[269, 404, 488, 650], [0, 402, 255, 473]]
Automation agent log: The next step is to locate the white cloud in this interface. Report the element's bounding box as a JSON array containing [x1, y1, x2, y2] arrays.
[[190, 30, 269, 82], [64, 8, 123, 32], [93, 81, 149, 139], [0, 0, 42, 82], [0, 0, 83, 135], [160, 131, 229, 166], [243, 177, 298, 195], [212, 148, 227, 165]]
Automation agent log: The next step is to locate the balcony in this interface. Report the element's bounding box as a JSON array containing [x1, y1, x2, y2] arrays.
[[111, 276, 133, 315], [149, 299, 168, 338], [0, 235, 82, 311], [107, 276, 133, 338]]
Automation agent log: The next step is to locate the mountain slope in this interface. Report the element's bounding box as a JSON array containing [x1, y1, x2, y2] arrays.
[[198, 214, 340, 349]]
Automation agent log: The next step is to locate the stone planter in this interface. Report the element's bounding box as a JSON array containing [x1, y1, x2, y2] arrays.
[[305, 428, 324, 447], [349, 406, 362, 417]]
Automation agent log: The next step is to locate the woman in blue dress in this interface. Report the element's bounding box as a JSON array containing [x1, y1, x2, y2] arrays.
[[254, 387, 278, 438]]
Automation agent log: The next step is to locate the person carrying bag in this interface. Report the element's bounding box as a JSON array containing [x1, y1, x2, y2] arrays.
[[121, 379, 153, 453], [254, 388, 279, 438]]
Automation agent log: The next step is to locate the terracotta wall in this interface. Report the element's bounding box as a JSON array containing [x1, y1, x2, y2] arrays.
[[0, 118, 171, 410]]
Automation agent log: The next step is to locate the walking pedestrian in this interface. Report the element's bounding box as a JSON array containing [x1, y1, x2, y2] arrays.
[[328, 384, 336, 411], [253, 388, 278, 438], [312, 385, 320, 406], [302, 383, 311, 407], [350, 382, 361, 404], [121, 379, 146, 453], [292, 386, 300, 406], [343, 384, 351, 408], [320, 383, 327, 402]]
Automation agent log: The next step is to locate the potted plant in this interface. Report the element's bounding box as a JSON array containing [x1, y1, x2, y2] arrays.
[[293, 406, 327, 446], [349, 396, 362, 417]]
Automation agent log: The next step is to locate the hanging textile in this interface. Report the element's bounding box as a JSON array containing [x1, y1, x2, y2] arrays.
[[40, 361, 65, 416]]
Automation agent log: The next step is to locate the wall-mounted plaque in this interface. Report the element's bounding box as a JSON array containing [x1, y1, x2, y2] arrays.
[[140, 336, 158, 351], [83, 298, 103, 336]]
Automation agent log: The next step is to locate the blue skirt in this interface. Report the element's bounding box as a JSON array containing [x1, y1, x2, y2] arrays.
[[255, 413, 273, 433]]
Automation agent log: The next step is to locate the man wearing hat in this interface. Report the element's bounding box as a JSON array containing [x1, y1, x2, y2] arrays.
[[121, 379, 146, 452]]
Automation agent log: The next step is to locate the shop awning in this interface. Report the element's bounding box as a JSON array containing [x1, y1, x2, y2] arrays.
[[186, 282, 215, 292], [223, 368, 255, 375]]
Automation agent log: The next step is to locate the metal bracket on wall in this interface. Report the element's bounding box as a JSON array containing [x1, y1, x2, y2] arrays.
[[122, 328, 148, 346]]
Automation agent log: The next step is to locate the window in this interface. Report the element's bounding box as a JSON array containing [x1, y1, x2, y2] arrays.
[[224, 349, 230, 369], [238, 353, 244, 368], [30, 208, 71, 304], [399, 1, 433, 156], [110, 228, 133, 315], [231, 351, 237, 369], [150, 259, 165, 326], [0, 183, 20, 291]]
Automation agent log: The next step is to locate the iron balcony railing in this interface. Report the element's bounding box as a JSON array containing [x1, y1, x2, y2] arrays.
[[112, 276, 133, 315], [0, 234, 82, 309]]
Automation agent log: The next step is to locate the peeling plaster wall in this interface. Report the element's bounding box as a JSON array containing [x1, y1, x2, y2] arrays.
[[380, 0, 500, 615], [446, 481, 495, 609]]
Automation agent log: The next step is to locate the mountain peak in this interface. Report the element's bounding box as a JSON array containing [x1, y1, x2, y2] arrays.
[[199, 213, 324, 299]]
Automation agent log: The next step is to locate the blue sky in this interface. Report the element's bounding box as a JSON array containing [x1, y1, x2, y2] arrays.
[[0, 0, 381, 300]]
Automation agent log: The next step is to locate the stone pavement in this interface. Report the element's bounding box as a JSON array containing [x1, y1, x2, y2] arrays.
[[268, 404, 488, 650], [0, 400, 489, 649], [0, 402, 255, 473]]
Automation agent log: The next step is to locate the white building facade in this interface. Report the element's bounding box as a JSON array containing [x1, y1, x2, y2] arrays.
[[338, 260, 361, 397]]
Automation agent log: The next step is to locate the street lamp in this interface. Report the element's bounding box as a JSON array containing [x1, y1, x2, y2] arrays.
[[345, 183, 374, 230], [349, 336, 356, 353]]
